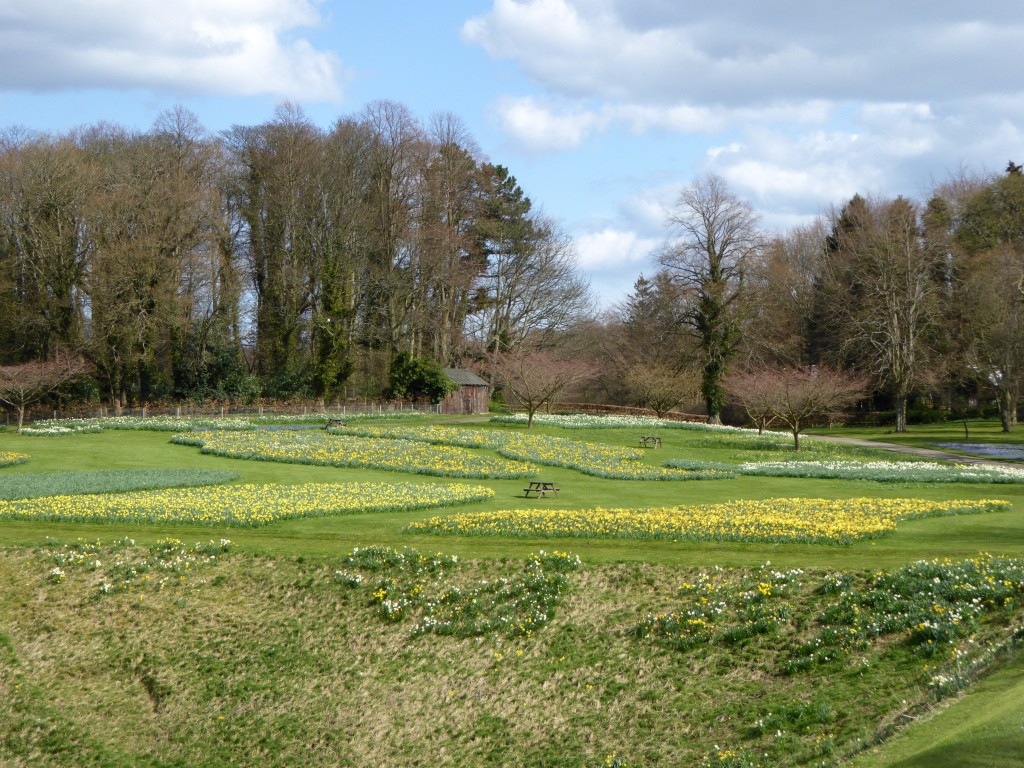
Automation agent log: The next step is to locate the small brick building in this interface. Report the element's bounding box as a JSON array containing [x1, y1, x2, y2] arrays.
[[440, 369, 491, 415]]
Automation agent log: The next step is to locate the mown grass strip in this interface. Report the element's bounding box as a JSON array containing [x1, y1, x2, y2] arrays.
[[0, 469, 238, 500]]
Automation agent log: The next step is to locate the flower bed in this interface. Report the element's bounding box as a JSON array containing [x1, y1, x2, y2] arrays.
[[20, 411, 427, 435], [0, 482, 494, 527], [494, 432, 729, 480], [668, 458, 1024, 483], [331, 424, 494, 448], [333, 546, 580, 638], [789, 554, 1024, 671], [491, 412, 788, 437], [632, 563, 804, 651], [630, 555, 1024, 674], [0, 451, 29, 467], [42, 536, 232, 595], [407, 497, 1010, 545], [175, 430, 535, 479], [332, 424, 731, 480]]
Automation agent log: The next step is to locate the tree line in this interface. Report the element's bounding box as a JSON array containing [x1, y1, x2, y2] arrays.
[[0, 102, 591, 408], [590, 165, 1024, 433], [3, 99, 1022, 433]]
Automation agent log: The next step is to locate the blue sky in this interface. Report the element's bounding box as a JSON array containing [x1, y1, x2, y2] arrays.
[[2, 1, 1023, 308]]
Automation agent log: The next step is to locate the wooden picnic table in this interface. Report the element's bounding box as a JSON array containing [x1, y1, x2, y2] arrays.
[[638, 435, 662, 448], [523, 480, 560, 498]]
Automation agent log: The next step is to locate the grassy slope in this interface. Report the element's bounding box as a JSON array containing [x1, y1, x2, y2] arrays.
[[848, 652, 1024, 767], [806, 419, 1024, 767], [1, 419, 1024, 766]]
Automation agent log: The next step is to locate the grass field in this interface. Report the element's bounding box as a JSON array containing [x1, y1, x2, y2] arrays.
[[1, 416, 1022, 767]]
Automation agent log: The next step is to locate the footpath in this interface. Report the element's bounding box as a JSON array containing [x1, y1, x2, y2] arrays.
[[805, 434, 1018, 468]]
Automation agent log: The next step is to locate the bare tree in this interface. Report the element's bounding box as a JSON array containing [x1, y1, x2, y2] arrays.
[[0, 354, 91, 432], [660, 174, 762, 424], [0, 133, 92, 361], [624, 361, 699, 417], [414, 112, 484, 364], [724, 368, 780, 435], [727, 365, 867, 451], [946, 165, 1024, 431], [962, 247, 1024, 431], [744, 221, 828, 367], [824, 196, 943, 432], [493, 348, 595, 428]]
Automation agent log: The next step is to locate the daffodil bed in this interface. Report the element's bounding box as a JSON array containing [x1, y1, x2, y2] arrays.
[[0, 451, 29, 467], [494, 432, 729, 480], [333, 424, 730, 480], [0, 482, 494, 527], [407, 497, 1011, 545], [173, 430, 536, 479]]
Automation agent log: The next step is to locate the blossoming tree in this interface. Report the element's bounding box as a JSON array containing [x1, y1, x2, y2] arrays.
[[726, 365, 867, 450]]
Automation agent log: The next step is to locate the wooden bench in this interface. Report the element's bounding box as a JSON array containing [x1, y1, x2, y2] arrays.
[[323, 418, 347, 429], [523, 481, 560, 498], [638, 435, 662, 448]]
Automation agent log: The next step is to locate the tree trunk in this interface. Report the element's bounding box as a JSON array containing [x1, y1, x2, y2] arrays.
[[997, 388, 1017, 433], [792, 428, 801, 452], [16, 405, 25, 433], [894, 396, 907, 433]]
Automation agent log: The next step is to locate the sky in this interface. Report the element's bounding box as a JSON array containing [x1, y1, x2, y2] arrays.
[[1, 0, 1023, 309]]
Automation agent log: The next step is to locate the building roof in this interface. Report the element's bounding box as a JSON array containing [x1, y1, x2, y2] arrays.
[[443, 368, 490, 387]]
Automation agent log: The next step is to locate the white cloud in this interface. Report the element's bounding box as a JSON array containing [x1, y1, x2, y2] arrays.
[[464, 1, 1024, 105], [493, 95, 597, 151], [574, 227, 659, 271], [0, 0, 343, 101], [618, 189, 676, 233], [496, 98, 835, 153], [573, 225, 663, 305]]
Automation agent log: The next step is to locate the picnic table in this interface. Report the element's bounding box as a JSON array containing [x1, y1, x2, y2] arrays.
[[638, 435, 662, 448], [523, 480, 560, 498]]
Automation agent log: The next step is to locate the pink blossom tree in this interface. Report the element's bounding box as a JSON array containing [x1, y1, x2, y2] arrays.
[[0, 355, 91, 432], [726, 365, 867, 450]]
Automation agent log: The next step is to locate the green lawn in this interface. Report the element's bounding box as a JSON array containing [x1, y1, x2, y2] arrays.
[[1, 417, 1023, 767]]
